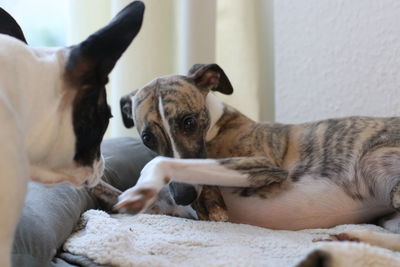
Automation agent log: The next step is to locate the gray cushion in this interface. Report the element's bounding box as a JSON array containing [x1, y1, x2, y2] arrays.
[[101, 136, 156, 190], [12, 137, 155, 267]]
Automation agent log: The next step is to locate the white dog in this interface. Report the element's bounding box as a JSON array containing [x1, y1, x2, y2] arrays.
[[0, 2, 144, 266]]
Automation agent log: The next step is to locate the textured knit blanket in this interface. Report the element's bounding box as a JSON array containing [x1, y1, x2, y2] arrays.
[[64, 210, 400, 267]]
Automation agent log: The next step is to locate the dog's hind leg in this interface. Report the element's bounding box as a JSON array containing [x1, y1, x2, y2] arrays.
[[315, 213, 400, 252], [115, 156, 288, 214], [327, 229, 400, 251], [322, 147, 400, 251], [357, 147, 400, 210]]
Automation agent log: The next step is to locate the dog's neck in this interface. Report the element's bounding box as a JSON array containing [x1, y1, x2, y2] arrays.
[[205, 93, 225, 141], [205, 93, 254, 142], [0, 35, 74, 165]]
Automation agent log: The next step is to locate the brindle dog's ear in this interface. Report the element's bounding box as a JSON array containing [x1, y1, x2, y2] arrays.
[[0, 8, 27, 43], [66, 1, 145, 86], [188, 63, 233, 95], [120, 90, 138, 128]]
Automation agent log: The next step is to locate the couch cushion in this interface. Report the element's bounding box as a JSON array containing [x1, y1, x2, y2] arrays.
[[12, 137, 155, 267]]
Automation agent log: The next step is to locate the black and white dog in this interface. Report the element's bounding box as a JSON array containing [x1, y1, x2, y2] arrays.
[[0, 2, 144, 266]]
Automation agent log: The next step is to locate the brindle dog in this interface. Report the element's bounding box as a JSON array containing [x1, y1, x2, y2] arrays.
[[114, 63, 400, 250]]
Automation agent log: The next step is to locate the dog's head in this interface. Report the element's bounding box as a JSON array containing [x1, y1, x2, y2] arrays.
[[120, 64, 233, 204], [0, 2, 144, 187]]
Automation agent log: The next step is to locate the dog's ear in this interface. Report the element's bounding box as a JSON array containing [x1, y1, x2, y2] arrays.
[[66, 1, 145, 86], [0, 8, 27, 43], [120, 89, 138, 128], [188, 63, 233, 95]]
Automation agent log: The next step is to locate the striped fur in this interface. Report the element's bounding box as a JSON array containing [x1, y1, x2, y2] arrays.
[[117, 64, 400, 250]]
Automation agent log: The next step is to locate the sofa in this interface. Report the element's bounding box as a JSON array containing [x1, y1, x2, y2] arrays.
[[12, 137, 155, 267]]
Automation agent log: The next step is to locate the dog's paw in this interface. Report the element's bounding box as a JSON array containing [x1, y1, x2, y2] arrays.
[[329, 233, 361, 242], [114, 186, 158, 214], [208, 205, 229, 222], [114, 157, 172, 214], [312, 232, 362, 243]]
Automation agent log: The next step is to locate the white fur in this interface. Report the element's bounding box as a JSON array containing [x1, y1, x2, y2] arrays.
[[222, 177, 392, 230], [0, 35, 102, 184], [140, 157, 248, 187], [205, 93, 224, 141], [0, 36, 73, 168], [0, 35, 103, 266], [158, 96, 181, 158], [118, 156, 252, 213], [332, 229, 400, 251], [130, 95, 136, 122], [118, 156, 394, 232]]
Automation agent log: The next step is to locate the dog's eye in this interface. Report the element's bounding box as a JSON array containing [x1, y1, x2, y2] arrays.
[[182, 116, 197, 132], [141, 132, 155, 148]]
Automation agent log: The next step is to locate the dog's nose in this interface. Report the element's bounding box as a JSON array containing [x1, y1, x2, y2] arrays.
[[169, 182, 198, 205]]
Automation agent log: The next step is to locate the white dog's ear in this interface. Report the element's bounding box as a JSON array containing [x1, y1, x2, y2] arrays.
[[65, 1, 145, 86], [0, 8, 27, 43], [188, 63, 234, 95], [120, 89, 138, 128]]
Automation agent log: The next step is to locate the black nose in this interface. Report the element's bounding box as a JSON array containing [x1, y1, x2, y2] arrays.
[[169, 182, 198, 205]]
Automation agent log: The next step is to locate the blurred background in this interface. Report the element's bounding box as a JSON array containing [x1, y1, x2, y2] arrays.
[[2, 0, 400, 137]]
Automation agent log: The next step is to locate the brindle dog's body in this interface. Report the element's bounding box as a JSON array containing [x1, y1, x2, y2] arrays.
[[207, 113, 399, 229], [116, 64, 400, 250]]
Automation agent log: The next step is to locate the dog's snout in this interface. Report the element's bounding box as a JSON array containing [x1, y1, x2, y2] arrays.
[[169, 151, 206, 205], [169, 182, 198, 205]]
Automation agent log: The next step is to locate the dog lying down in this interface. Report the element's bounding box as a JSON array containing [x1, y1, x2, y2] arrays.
[[104, 64, 400, 250], [90, 63, 400, 252], [93, 63, 400, 252]]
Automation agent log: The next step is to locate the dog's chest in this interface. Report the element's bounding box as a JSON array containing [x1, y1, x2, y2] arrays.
[[220, 177, 392, 230]]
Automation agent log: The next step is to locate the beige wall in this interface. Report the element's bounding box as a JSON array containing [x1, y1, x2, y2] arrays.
[[216, 0, 275, 122], [109, 0, 177, 137]]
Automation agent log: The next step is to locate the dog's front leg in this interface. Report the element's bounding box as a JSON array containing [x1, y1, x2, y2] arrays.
[[89, 180, 122, 212], [115, 156, 288, 214], [0, 123, 29, 267]]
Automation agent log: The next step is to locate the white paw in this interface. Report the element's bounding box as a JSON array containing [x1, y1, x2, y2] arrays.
[[313, 230, 369, 243], [114, 185, 158, 214], [328, 232, 363, 242], [114, 157, 173, 214]]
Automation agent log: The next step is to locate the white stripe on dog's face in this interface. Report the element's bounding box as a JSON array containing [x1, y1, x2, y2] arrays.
[[205, 93, 224, 141], [158, 96, 181, 158]]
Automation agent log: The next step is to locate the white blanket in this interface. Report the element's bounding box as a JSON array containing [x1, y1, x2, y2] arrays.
[[64, 210, 400, 267]]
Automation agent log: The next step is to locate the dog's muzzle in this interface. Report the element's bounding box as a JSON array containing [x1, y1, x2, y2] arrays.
[[169, 182, 198, 205], [168, 150, 207, 205]]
